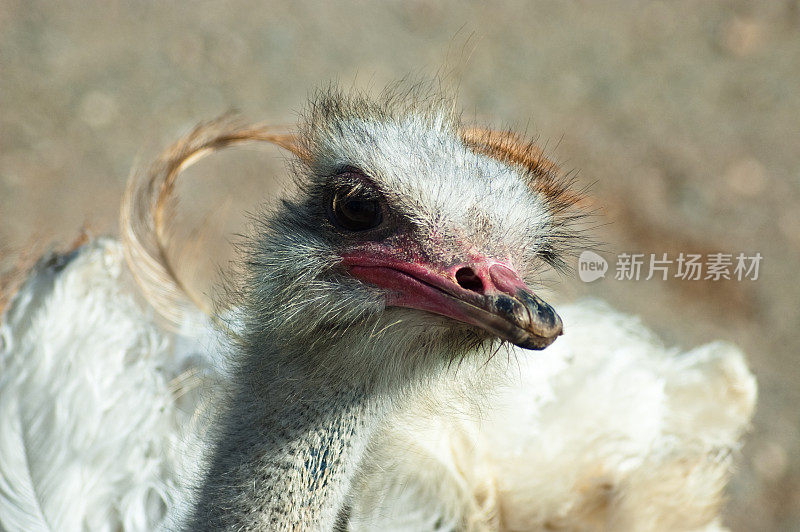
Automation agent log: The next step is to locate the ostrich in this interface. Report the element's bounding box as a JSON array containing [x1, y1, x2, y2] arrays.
[[0, 88, 756, 531]]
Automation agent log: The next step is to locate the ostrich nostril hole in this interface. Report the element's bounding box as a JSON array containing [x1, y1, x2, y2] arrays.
[[455, 267, 484, 293]]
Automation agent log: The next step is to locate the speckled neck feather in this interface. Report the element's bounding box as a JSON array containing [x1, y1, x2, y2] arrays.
[[187, 346, 386, 531]]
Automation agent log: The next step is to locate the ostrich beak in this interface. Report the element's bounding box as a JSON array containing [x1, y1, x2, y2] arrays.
[[342, 252, 563, 350]]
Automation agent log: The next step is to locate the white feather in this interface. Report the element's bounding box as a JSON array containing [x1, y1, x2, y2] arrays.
[[349, 301, 755, 531], [0, 240, 216, 531]]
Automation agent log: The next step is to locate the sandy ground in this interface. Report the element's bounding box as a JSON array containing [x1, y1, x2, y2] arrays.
[[2, 1, 799, 530]]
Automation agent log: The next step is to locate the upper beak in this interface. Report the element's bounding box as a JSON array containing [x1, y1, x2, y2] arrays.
[[342, 252, 563, 350]]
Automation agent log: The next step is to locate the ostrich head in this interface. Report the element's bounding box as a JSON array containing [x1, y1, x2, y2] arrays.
[[241, 88, 579, 389]]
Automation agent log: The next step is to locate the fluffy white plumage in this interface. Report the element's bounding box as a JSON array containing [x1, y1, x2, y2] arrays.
[[351, 304, 755, 531], [0, 241, 211, 531], [0, 238, 756, 531]]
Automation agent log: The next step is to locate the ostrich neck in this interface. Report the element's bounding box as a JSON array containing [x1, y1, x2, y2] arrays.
[[187, 343, 387, 531]]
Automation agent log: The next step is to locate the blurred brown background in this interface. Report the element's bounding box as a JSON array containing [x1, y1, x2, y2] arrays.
[[1, 1, 798, 529]]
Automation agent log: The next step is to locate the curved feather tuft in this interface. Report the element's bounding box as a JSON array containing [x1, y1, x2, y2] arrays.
[[119, 117, 306, 329]]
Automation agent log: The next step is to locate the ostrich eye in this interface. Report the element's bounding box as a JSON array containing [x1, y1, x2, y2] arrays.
[[330, 186, 383, 231]]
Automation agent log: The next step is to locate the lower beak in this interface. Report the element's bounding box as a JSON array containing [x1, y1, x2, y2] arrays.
[[343, 255, 563, 350]]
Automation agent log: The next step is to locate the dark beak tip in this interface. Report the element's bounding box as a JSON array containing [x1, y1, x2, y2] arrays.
[[516, 291, 562, 333], [515, 331, 560, 350], [513, 291, 563, 350]]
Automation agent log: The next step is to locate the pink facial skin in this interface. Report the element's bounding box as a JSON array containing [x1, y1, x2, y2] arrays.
[[340, 245, 563, 350]]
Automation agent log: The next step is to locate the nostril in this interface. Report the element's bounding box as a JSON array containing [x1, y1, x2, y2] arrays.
[[455, 267, 484, 293]]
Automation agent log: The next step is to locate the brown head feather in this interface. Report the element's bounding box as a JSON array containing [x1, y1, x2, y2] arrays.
[[459, 127, 586, 208]]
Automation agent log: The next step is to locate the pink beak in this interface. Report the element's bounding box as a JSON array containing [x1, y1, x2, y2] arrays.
[[341, 251, 563, 350]]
